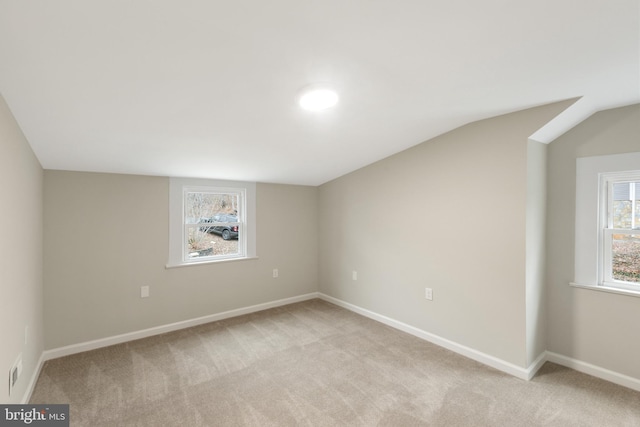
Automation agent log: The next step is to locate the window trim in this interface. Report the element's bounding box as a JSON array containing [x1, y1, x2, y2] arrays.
[[167, 178, 257, 268], [573, 152, 640, 296]]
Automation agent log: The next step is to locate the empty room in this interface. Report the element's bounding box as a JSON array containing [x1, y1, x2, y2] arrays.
[[1, 1, 639, 425]]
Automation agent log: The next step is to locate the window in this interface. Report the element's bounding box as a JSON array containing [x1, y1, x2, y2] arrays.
[[601, 174, 640, 288], [184, 187, 245, 261], [574, 152, 640, 296], [168, 178, 256, 267]]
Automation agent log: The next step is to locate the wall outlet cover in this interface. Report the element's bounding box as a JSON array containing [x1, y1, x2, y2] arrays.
[[8, 354, 22, 396]]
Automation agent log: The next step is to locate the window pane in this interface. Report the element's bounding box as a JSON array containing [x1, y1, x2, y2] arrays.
[[612, 233, 640, 283], [184, 191, 242, 260], [613, 200, 633, 229], [613, 182, 631, 201], [185, 192, 239, 224], [612, 181, 640, 230], [186, 226, 239, 259]]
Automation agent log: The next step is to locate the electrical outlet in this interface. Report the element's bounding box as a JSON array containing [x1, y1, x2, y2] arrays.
[[141, 286, 150, 298], [25, 325, 28, 345], [273, 268, 279, 278], [352, 271, 358, 281], [425, 287, 433, 301], [8, 354, 22, 396]]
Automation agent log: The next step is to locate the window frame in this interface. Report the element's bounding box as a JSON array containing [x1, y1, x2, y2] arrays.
[[167, 178, 257, 268], [573, 152, 640, 297], [600, 172, 640, 290], [183, 185, 246, 262]]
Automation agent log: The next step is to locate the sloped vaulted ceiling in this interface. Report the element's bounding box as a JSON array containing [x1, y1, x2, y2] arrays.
[[0, 1, 638, 185]]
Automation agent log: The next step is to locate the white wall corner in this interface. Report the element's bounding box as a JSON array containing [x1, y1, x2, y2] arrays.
[[525, 351, 548, 380]]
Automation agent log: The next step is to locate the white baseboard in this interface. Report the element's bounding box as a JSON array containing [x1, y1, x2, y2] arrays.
[[527, 351, 548, 380], [317, 293, 538, 380], [43, 292, 320, 361], [546, 351, 640, 392], [26, 292, 640, 402], [25, 293, 318, 403], [21, 351, 46, 404], [318, 293, 640, 390]]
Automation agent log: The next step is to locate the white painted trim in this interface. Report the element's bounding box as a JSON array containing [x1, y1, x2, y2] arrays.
[[546, 352, 640, 392], [165, 256, 259, 269], [168, 177, 257, 268], [43, 293, 319, 361], [574, 152, 640, 287], [21, 351, 46, 404], [570, 282, 640, 298], [318, 293, 541, 381]]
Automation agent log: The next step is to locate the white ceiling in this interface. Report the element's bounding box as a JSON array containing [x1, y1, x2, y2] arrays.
[[0, 1, 638, 186]]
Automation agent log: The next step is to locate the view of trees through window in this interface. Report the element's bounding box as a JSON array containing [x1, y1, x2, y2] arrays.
[[185, 192, 240, 259], [612, 181, 640, 283]]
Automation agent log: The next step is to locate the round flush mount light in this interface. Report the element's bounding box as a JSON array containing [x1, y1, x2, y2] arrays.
[[298, 85, 339, 111]]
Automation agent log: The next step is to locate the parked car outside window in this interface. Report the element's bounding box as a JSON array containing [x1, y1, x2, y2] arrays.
[[199, 214, 239, 240]]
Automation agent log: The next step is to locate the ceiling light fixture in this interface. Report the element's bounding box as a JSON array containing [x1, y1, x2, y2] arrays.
[[298, 85, 339, 112]]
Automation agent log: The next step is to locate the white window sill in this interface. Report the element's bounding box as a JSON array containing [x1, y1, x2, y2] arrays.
[[570, 282, 640, 298], [166, 256, 259, 269]]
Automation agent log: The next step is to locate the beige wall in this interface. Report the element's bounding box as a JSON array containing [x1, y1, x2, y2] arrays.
[[318, 101, 572, 367], [0, 94, 44, 403], [44, 172, 318, 349], [546, 104, 640, 378]]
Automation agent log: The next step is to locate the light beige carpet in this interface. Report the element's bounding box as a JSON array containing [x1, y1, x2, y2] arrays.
[[30, 299, 640, 426]]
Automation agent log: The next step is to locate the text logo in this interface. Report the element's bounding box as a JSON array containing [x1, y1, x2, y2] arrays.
[[0, 405, 69, 427]]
